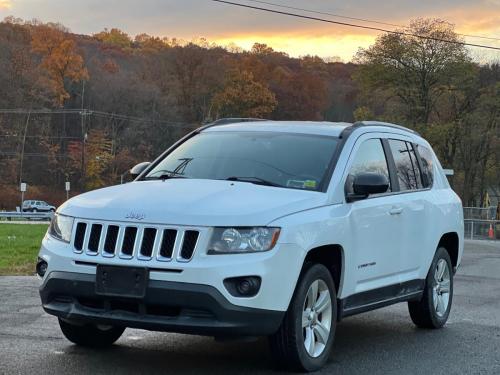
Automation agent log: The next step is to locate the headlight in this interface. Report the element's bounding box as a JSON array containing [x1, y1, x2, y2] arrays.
[[208, 227, 280, 254], [48, 214, 74, 243]]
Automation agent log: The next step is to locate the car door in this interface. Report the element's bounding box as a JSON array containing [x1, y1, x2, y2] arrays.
[[343, 135, 405, 293], [386, 139, 428, 281]]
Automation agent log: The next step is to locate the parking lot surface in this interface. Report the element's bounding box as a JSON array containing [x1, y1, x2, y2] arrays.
[[1, 240, 499, 374]]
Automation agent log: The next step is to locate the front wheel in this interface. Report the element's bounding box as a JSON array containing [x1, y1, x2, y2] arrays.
[[59, 318, 125, 347], [269, 263, 337, 372], [408, 247, 453, 328]]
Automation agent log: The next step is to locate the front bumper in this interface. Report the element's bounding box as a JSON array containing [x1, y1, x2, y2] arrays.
[[40, 271, 284, 337]]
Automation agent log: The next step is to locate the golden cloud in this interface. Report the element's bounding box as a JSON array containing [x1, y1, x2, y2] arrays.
[[0, 0, 12, 9]]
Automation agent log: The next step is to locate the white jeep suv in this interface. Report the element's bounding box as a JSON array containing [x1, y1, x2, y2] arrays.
[[38, 119, 463, 372]]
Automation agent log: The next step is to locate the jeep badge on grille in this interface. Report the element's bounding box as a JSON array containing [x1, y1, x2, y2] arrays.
[[125, 212, 145, 220]]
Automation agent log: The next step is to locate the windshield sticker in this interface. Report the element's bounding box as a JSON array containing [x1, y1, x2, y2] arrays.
[[287, 180, 317, 189]]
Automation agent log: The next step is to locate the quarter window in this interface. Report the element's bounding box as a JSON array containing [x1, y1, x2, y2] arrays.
[[388, 139, 420, 191], [416, 145, 434, 188], [345, 138, 391, 194]]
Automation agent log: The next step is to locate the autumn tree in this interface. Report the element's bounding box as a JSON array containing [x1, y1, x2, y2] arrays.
[[94, 28, 132, 50], [354, 18, 472, 126], [135, 33, 166, 52], [211, 69, 277, 118], [251, 42, 275, 55], [31, 23, 88, 105], [84, 129, 113, 190]]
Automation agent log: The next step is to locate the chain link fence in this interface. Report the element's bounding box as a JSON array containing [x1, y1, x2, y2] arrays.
[[463, 206, 499, 241]]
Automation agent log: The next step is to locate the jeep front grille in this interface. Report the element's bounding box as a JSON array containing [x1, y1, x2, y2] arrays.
[[72, 221, 201, 263], [159, 229, 177, 259], [74, 222, 87, 251], [180, 230, 199, 260]]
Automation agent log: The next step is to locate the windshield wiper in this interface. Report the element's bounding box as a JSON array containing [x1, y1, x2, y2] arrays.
[[144, 169, 189, 180], [225, 176, 282, 187]]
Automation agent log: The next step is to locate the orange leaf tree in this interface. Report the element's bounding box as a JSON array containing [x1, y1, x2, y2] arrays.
[[31, 23, 88, 106]]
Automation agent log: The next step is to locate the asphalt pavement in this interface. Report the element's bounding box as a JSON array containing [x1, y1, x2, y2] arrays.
[[1, 240, 499, 374]]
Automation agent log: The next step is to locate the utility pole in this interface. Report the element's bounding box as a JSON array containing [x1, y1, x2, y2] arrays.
[[18, 110, 31, 186], [80, 80, 86, 189]]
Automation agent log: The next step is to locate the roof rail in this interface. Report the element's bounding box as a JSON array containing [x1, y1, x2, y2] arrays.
[[203, 118, 267, 128], [352, 121, 420, 136]]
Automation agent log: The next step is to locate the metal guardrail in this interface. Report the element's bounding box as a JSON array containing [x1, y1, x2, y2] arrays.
[[464, 219, 499, 241], [1, 210, 498, 240], [0, 211, 53, 221]]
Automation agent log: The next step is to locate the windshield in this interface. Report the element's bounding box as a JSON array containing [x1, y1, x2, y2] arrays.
[[144, 131, 339, 191]]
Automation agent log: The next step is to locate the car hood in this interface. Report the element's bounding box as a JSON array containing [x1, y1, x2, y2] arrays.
[[58, 179, 327, 226]]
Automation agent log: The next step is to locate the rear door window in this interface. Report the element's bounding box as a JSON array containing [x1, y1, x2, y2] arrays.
[[388, 139, 420, 191], [407, 142, 423, 189]]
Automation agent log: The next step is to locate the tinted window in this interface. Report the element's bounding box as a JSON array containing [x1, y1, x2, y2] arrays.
[[145, 131, 339, 191], [416, 145, 434, 188], [345, 138, 391, 194], [407, 143, 423, 189], [388, 139, 420, 191]]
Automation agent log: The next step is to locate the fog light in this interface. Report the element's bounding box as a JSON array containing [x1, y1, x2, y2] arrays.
[[224, 276, 261, 297], [36, 258, 48, 277]]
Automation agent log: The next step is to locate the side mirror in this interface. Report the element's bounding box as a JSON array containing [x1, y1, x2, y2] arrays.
[[347, 172, 389, 202], [130, 162, 151, 178]]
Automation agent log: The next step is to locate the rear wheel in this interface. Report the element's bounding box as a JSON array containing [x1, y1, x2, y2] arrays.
[[58, 318, 125, 347], [269, 263, 337, 372], [408, 247, 453, 328]]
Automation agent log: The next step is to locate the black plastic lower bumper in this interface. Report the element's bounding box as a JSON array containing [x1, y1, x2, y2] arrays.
[[40, 271, 284, 337]]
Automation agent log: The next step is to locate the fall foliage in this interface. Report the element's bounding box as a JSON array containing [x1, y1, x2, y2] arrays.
[[211, 69, 277, 118], [31, 23, 88, 105], [0, 17, 498, 209]]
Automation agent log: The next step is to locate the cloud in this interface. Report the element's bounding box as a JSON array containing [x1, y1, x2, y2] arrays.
[[0, 0, 12, 10]]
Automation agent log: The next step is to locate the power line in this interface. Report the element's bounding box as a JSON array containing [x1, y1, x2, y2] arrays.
[[0, 109, 190, 127], [244, 0, 500, 42], [211, 0, 500, 51], [0, 134, 82, 139]]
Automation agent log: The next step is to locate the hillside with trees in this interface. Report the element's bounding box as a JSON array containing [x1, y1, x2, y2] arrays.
[[0, 17, 498, 208]]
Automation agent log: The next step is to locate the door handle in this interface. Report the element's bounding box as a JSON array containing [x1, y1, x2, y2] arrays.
[[389, 206, 403, 215]]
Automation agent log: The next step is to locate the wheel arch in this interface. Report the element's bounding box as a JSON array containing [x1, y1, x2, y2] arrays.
[[301, 244, 344, 296], [437, 232, 459, 272]]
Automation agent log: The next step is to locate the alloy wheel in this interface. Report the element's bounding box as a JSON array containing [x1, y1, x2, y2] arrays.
[[433, 259, 451, 317], [302, 279, 332, 357]]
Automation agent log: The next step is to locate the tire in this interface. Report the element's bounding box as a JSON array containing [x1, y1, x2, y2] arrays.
[[408, 247, 453, 329], [58, 318, 125, 347], [269, 263, 337, 372], [32, 208, 38, 212]]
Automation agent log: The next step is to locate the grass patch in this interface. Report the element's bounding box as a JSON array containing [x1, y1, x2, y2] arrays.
[[0, 224, 48, 275]]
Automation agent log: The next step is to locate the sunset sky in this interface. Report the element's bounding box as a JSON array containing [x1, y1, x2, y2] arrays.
[[1, 0, 499, 61]]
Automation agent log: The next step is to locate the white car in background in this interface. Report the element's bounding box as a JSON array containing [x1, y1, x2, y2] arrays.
[[37, 119, 463, 372]]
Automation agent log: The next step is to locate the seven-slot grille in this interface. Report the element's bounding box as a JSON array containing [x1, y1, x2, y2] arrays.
[[73, 222, 200, 262]]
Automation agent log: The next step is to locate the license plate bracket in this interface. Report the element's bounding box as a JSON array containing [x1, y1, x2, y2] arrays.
[[95, 265, 148, 299]]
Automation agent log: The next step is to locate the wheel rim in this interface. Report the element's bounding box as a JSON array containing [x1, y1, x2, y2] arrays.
[[433, 259, 451, 317], [302, 279, 332, 358]]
